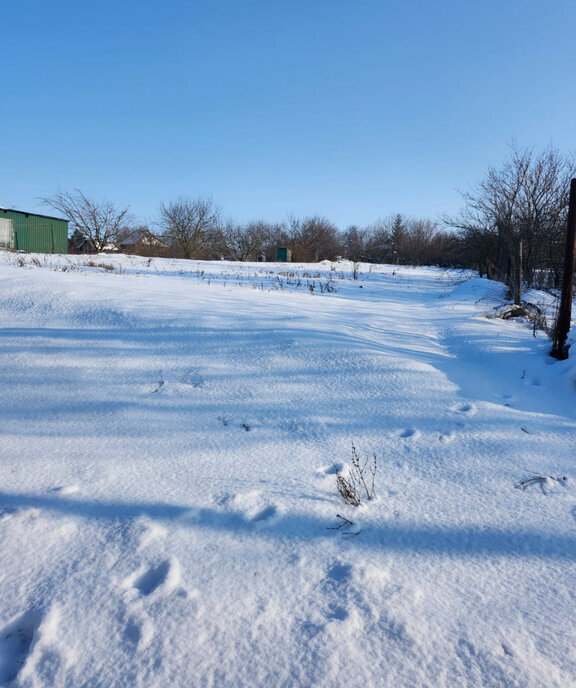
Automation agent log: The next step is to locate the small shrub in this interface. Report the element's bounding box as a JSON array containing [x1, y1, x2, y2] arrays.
[[335, 443, 377, 507], [319, 278, 337, 293], [82, 260, 121, 273]]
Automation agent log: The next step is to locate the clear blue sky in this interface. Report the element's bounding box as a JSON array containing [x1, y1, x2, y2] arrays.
[[2, 0, 574, 229]]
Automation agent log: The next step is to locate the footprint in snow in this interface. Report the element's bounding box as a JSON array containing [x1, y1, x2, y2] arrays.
[[135, 561, 173, 596], [0, 608, 43, 683], [453, 402, 476, 415], [222, 491, 280, 525], [326, 604, 349, 621], [326, 562, 354, 586], [124, 613, 154, 650], [0, 506, 18, 522], [313, 562, 414, 649], [127, 558, 181, 598], [48, 485, 80, 496], [438, 432, 455, 443], [301, 563, 355, 638], [212, 492, 233, 507], [136, 521, 168, 549], [281, 419, 304, 434], [250, 505, 278, 523], [316, 464, 343, 477], [399, 428, 419, 439], [181, 370, 204, 388], [121, 559, 196, 651]]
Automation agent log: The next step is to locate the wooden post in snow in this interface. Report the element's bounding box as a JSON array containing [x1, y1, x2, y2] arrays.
[[551, 178, 576, 360], [514, 239, 523, 306]]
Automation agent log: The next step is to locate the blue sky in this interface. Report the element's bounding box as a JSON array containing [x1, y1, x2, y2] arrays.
[[2, 0, 574, 229]]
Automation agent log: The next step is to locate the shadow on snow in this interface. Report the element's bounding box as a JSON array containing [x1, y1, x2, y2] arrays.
[[1, 490, 575, 561]]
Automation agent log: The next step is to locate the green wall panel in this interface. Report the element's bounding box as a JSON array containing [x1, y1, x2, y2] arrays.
[[0, 209, 68, 254]]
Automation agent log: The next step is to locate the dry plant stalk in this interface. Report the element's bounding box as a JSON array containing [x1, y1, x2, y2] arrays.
[[336, 473, 361, 507], [335, 443, 378, 507]]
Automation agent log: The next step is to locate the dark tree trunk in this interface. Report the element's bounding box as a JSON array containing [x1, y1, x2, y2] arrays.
[[551, 179, 576, 360]]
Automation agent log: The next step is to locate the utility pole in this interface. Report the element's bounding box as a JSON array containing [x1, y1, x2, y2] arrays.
[[551, 178, 576, 360]]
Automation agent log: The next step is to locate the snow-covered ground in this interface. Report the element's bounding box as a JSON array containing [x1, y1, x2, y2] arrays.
[[0, 252, 575, 688]]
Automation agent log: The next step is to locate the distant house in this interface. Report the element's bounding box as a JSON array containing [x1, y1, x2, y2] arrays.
[[0, 207, 69, 254], [117, 229, 169, 256], [69, 238, 118, 254], [70, 238, 97, 254]]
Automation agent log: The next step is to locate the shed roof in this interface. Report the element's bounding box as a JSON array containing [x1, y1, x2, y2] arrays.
[[0, 207, 69, 223]]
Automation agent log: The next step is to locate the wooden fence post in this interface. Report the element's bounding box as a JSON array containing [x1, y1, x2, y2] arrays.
[[514, 239, 523, 306], [551, 178, 576, 360]]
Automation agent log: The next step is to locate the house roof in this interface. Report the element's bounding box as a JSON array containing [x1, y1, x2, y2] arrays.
[[120, 229, 168, 246]]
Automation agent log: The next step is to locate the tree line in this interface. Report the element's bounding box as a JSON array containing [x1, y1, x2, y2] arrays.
[[50, 190, 460, 266], [44, 143, 575, 290]]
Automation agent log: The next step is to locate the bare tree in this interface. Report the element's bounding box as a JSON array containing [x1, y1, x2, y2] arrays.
[[446, 145, 576, 289], [402, 219, 437, 265], [41, 189, 133, 252], [342, 225, 367, 261], [361, 214, 458, 266], [159, 197, 219, 259], [284, 215, 341, 262], [363, 219, 392, 263], [360, 214, 408, 264], [214, 219, 271, 261]]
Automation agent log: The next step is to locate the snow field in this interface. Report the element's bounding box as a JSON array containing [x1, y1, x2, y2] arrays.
[[0, 253, 575, 687]]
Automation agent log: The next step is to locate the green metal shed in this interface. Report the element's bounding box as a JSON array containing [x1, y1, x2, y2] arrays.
[[0, 208, 69, 254], [277, 247, 292, 262]]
